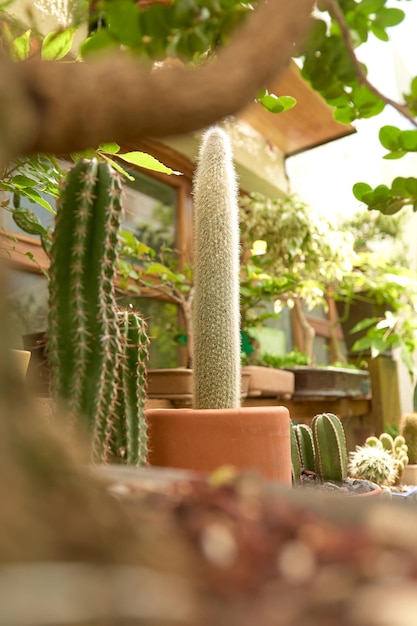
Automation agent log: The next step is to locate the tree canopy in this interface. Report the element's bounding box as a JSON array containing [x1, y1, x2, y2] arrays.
[[0, 0, 416, 213]]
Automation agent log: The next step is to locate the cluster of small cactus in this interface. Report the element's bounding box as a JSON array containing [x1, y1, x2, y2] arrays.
[[291, 413, 348, 484], [348, 444, 398, 486], [192, 127, 241, 409], [48, 159, 149, 464], [364, 433, 409, 483], [400, 412, 417, 464]]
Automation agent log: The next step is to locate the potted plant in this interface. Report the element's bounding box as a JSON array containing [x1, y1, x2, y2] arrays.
[[146, 127, 292, 485], [335, 210, 417, 374], [291, 413, 382, 497], [47, 158, 151, 465], [400, 412, 417, 485], [239, 193, 356, 363], [239, 257, 297, 398], [117, 237, 257, 402], [239, 194, 371, 397]]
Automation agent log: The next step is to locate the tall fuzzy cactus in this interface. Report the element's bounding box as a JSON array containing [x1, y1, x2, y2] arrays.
[[311, 413, 348, 482], [401, 412, 417, 464], [48, 159, 123, 461], [110, 308, 150, 465], [192, 127, 241, 409]]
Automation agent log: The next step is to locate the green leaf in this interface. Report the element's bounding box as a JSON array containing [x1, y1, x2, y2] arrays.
[[383, 151, 406, 160], [334, 106, 356, 124], [12, 209, 49, 237], [80, 29, 118, 58], [370, 23, 389, 41], [353, 182, 372, 201], [350, 316, 379, 333], [99, 155, 134, 181], [20, 189, 55, 213], [374, 7, 405, 28], [11, 29, 31, 60], [106, 0, 141, 47], [278, 96, 297, 112], [259, 94, 284, 113], [411, 76, 417, 99], [41, 28, 76, 60], [256, 87, 268, 100], [117, 151, 180, 175], [145, 262, 176, 280], [379, 125, 400, 150], [98, 143, 120, 155], [399, 130, 417, 152], [10, 174, 38, 188]]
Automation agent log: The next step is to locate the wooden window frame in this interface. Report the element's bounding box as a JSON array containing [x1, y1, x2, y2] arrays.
[[1, 140, 195, 274]]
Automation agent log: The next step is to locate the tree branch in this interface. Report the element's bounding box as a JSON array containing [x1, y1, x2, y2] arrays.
[[322, 0, 417, 128], [0, 0, 314, 160]]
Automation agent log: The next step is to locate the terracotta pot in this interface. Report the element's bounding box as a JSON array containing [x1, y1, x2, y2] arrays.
[[353, 484, 382, 498], [146, 405, 292, 486], [242, 365, 294, 398], [402, 464, 417, 486]]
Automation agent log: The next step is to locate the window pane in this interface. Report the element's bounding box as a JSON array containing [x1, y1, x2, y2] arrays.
[[1, 192, 56, 235], [116, 295, 181, 368], [6, 269, 49, 348], [123, 170, 176, 253]]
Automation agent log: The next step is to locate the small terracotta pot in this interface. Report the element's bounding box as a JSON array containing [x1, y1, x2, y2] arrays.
[[146, 405, 292, 486]]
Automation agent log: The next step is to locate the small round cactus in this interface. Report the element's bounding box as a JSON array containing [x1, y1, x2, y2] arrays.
[[365, 433, 409, 484], [348, 445, 397, 486]]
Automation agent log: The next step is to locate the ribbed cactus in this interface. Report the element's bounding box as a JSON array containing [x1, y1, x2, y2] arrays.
[[48, 158, 123, 461], [192, 127, 241, 409], [401, 412, 417, 464], [365, 433, 408, 483], [291, 422, 315, 483], [311, 413, 348, 482], [290, 425, 302, 485], [110, 308, 150, 465], [348, 445, 397, 486]]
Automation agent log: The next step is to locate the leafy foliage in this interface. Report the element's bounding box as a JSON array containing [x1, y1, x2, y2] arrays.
[[239, 193, 355, 309]]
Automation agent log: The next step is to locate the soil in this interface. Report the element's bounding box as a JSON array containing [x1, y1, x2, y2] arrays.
[[298, 470, 385, 496]]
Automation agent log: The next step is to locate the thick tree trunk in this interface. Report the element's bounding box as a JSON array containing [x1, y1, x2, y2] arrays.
[[0, 0, 313, 163]]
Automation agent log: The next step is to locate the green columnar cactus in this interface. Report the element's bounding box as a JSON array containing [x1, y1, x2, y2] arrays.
[[348, 445, 397, 486], [292, 423, 315, 476], [401, 413, 417, 464], [48, 159, 123, 461], [365, 433, 408, 483], [311, 413, 348, 482], [192, 127, 241, 409], [290, 425, 302, 485], [110, 308, 150, 466]]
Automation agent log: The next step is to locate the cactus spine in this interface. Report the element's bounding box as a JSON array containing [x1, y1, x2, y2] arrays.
[[348, 445, 397, 486], [192, 127, 241, 409], [364, 432, 408, 483], [111, 308, 150, 465], [311, 413, 348, 482], [48, 159, 123, 461], [401, 412, 417, 464]]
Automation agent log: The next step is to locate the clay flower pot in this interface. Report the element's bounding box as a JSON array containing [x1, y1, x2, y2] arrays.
[[146, 405, 292, 486]]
